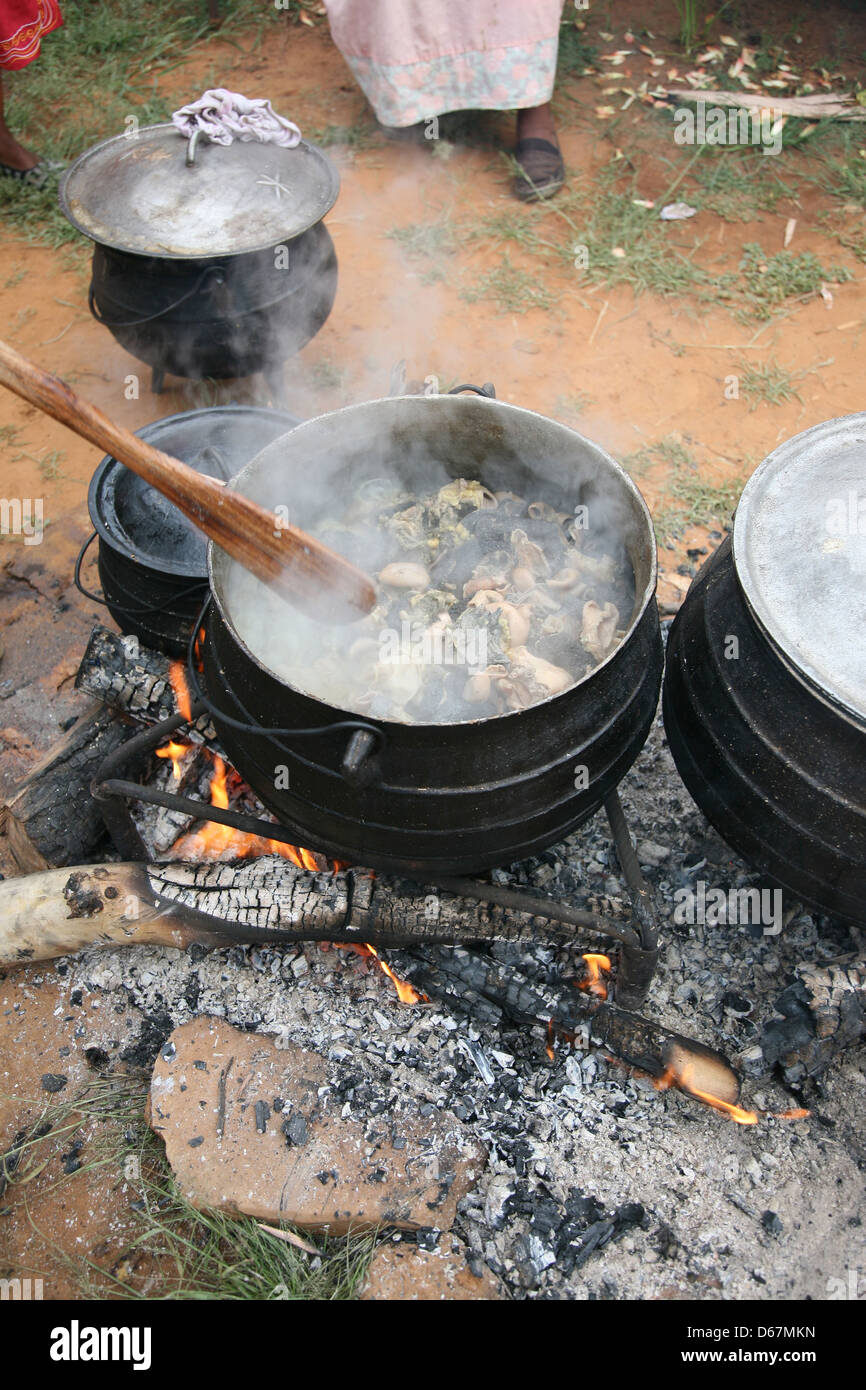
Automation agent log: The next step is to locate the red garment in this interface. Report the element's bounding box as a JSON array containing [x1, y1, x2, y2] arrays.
[[0, 0, 62, 71]]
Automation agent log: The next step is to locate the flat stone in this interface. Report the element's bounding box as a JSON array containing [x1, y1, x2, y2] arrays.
[[149, 1017, 486, 1234], [360, 1235, 502, 1301]]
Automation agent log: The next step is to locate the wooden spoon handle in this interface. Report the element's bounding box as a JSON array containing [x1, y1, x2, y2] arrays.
[[0, 339, 376, 623]]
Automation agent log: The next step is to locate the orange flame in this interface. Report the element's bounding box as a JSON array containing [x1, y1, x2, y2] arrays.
[[156, 739, 192, 783], [545, 1018, 555, 1062], [172, 754, 326, 867], [654, 1063, 759, 1125], [334, 941, 426, 1005], [169, 660, 192, 723], [578, 952, 611, 1000]]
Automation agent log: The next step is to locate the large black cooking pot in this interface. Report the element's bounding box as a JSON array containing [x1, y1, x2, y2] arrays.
[[664, 415, 866, 925], [201, 394, 663, 875], [87, 226, 337, 383], [59, 123, 340, 386]]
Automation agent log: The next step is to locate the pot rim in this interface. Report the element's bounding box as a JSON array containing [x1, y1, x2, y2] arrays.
[[206, 394, 659, 730], [733, 411, 866, 730]]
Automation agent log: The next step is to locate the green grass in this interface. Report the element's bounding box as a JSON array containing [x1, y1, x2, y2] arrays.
[[813, 125, 866, 207], [308, 359, 346, 390], [387, 215, 457, 259], [304, 119, 384, 150], [1, 1076, 376, 1301], [554, 390, 594, 424], [693, 155, 795, 222], [460, 253, 555, 313], [675, 0, 700, 53], [733, 242, 852, 320], [549, 169, 708, 299], [556, 17, 598, 76], [0, 0, 287, 247], [622, 434, 744, 545], [738, 360, 802, 409]]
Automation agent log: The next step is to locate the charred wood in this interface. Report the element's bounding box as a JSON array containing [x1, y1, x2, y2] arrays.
[[0, 701, 130, 872], [75, 626, 220, 748], [761, 962, 865, 1084]]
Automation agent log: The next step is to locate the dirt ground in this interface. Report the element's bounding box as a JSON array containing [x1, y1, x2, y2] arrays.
[[0, 1, 864, 1299]]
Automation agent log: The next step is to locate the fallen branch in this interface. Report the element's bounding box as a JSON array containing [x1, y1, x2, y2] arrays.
[[665, 89, 866, 120]]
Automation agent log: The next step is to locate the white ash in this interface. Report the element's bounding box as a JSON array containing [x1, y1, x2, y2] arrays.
[[62, 705, 865, 1301]]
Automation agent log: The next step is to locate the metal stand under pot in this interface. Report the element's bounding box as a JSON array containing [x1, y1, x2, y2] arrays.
[[663, 414, 866, 926], [59, 124, 340, 396]]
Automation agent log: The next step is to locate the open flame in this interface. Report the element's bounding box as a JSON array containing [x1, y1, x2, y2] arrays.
[[171, 754, 323, 866], [334, 941, 427, 1005], [578, 952, 611, 1000], [169, 659, 192, 723], [155, 739, 192, 783], [657, 1062, 760, 1126]]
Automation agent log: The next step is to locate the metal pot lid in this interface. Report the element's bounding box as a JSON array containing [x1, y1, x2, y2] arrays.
[[60, 124, 339, 258], [89, 405, 301, 578], [733, 413, 866, 727]]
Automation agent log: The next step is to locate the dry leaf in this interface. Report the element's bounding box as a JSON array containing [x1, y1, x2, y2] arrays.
[[820, 283, 834, 309], [258, 1223, 319, 1254], [784, 218, 797, 248]]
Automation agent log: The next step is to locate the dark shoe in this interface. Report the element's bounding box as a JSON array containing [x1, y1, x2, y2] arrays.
[[0, 159, 64, 190], [512, 137, 564, 202]]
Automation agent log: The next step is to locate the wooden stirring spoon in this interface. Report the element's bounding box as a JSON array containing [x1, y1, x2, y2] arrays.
[[0, 339, 376, 624]]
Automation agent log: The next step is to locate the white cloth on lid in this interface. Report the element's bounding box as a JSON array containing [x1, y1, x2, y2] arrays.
[[172, 89, 301, 147]]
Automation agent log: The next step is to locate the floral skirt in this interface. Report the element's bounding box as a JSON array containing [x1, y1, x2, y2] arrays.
[[324, 0, 564, 127]]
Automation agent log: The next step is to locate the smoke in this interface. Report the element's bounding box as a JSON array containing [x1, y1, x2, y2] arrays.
[[216, 394, 652, 725]]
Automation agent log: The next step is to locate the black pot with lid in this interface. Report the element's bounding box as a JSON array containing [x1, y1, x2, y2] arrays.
[[663, 414, 866, 925], [80, 405, 301, 656], [59, 124, 340, 391]]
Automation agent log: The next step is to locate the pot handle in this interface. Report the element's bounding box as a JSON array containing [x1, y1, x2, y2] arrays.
[[87, 265, 226, 329], [447, 382, 496, 398], [340, 729, 380, 788], [74, 529, 208, 617], [184, 594, 387, 752]]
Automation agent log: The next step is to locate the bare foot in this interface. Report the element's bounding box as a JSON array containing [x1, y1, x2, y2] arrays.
[[0, 129, 39, 172]]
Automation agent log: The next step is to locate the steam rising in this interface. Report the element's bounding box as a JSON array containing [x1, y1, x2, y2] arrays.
[[214, 396, 653, 726]]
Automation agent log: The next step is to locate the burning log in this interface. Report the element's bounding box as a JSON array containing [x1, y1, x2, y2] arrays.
[[0, 702, 130, 873], [0, 857, 635, 966], [407, 947, 744, 1112], [0, 860, 745, 1116], [75, 626, 220, 748]]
